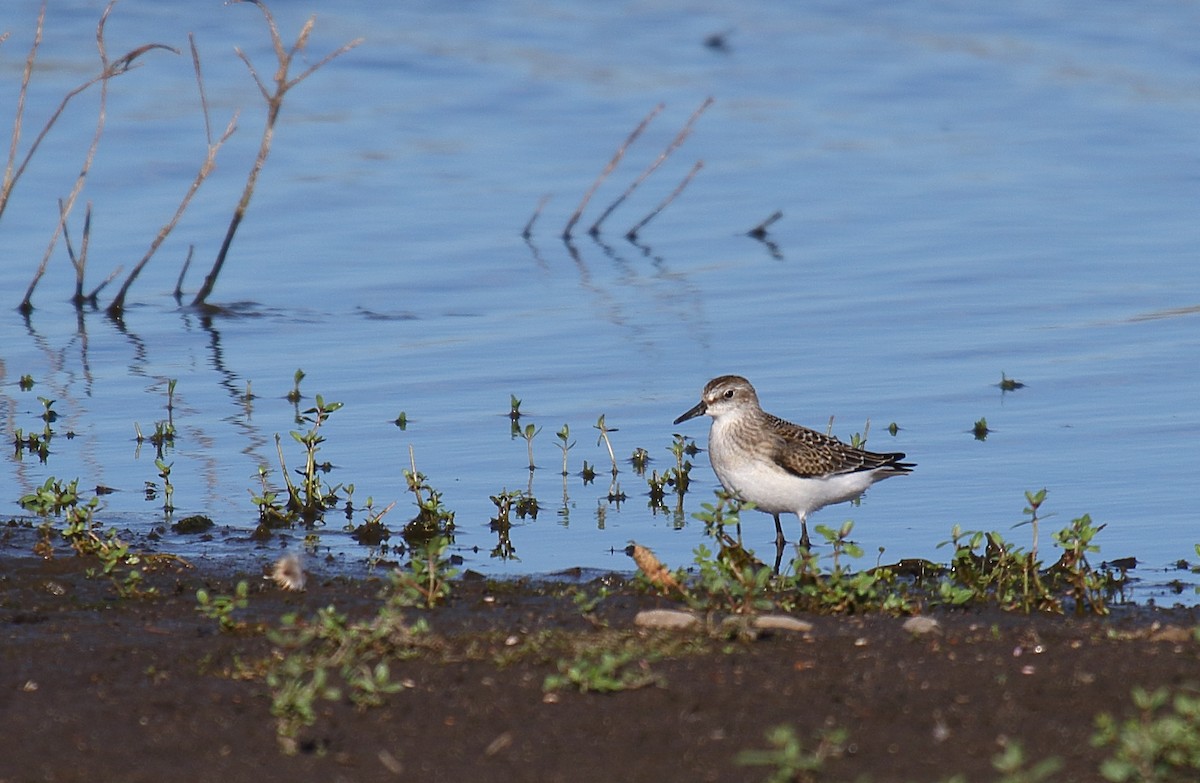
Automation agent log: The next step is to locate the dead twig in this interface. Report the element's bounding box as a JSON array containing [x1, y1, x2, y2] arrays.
[[192, 1, 363, 308], [174, 245, 195, 302], [2, 2, 42, 222], [590, 97, 712, 236], [624, 160, 704, 241], [14, 2, 177, 312], [522, 194, 550, 239], [86, 265, 123, 304], [5, 5, 175, 225], [60, 199, 95, 305], [561, 103, 663, 241], [107, 41, 235, 318], [108, 34, 237, 319], [747, 210, 782, 239], [746, 211, 784, 259]]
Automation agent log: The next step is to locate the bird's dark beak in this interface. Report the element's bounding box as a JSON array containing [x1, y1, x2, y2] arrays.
[[673, 400, 706, 425]]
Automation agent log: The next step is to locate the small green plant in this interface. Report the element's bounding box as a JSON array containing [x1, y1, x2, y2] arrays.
[[1093, 686, 1200, 782], [571, 585, 611, 619], [543, 647, 661, 694], [789, 521, 911, 615], [594, 414, 619, 478], [19, 374, 35, 390], [686, 494, 775, 615], [266, 596, 423, 751], [250, 464, 290, 531], [490, 488, 540, 524], [937, 525, 1058, 613], [12, 396, 59, 461], [286, 368, 305, 404], [989, 740, 1062, 783], [401, 446, 455, 545], [520, 422, 541, 471], [275, 393, 344, 523], [489, 488, 538, 561], [389, 535, 456, 608], [350, 496, 396, 546], [165, 378, 177, 428], [267, 652, 339, 752], [999, 372, 1026, 391], [38, 396, 58, 425], [664, 434, 694, 496], [630, 447, 649, 474], [393, 411, 407, 429], [195, 580, 251, 632], [12, 427, 51, 462], [936, 492, 1111, 615], [973, 416, 991, 440], [849, 418, 870, 449], [1048, 511, 1110, 615], [735, 724, 848, 783], [19, 476, 80, 515], [670, 491, 915, 616], [646, 469, 669, 510], [556, 424, 574, 476], [26, 482, 172, 598], [155, 459, 175, 515]]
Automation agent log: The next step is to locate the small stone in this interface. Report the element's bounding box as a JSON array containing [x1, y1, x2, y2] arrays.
[[752, 615, 814, 633], [634, 609, 699, 630], [902, 616, 941, 636]]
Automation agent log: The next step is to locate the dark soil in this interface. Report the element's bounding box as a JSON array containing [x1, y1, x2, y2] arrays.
[[3, 537, 1199, 783]]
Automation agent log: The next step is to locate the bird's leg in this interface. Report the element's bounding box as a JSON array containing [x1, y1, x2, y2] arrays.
[[771, 513, 788, 574], [798, 514, 811, 551]]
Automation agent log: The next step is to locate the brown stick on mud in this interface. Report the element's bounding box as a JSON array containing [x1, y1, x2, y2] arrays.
[[107, 35, 237, 319], [561, 103, 663, 241], [589, 96, 713, 236], [191, 1, 362, 309], [624, 160, 704, 241]]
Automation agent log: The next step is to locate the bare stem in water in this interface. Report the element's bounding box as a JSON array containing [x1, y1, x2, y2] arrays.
[[192, 1, 362, 308]]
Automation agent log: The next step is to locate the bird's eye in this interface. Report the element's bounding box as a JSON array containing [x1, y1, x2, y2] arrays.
[[723, 390, 734, 399]]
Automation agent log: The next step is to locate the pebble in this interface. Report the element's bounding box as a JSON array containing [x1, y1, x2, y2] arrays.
[[633, 609, 699, 630], [902, 616, 941, 636]]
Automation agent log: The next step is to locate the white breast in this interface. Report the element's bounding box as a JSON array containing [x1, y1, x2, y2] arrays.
[[707, 419, 882, 518]]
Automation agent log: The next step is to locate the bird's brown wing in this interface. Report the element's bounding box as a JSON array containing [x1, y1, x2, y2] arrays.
[[765, 414, 913, 478]]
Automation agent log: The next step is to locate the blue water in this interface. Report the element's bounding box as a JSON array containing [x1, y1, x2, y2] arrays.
[[2, 1, 1198, 601]]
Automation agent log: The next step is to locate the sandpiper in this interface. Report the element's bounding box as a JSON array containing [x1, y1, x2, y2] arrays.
[[674, 375, 913, 550]]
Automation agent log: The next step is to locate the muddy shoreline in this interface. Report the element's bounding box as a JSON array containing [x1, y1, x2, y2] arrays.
[[3, 532, 1199, 783]]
